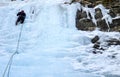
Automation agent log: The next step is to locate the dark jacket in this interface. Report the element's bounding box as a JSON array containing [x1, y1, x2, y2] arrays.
[[17, 11, 26, 18], [16, 11, 26, 25]]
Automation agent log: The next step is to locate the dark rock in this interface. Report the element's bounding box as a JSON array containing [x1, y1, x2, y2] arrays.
[[93, 43, 100, 49], [91, 35, 100, 43], [80, 11, 87, 18], [113, 18, 120, 26], [88, 3, 94, 8], [109, 10, 116, 18], [112, 55, 116, 58], [92, 50, 103, 54], [92, 51, 97, 54], [111, 5, 120, 14], [76, 18, 96, 30], [108, 55, 116, 59], [76, 10, 87, 19], [76, 10, 88, 30], [109, 18, 120, 31], [99, 47, 105, 51], [107, 38, 120, 46], [95, 8, 103, 19], [76, 10, 82, 20], [97, 19, 109, 31]]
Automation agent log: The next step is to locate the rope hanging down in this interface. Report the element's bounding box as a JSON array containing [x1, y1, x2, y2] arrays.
[[2, 24, 24, 77]]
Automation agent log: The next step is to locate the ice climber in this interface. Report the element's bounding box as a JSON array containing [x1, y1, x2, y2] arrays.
[[16, 10, 26, 25]]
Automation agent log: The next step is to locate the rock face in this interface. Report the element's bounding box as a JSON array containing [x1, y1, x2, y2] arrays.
[[76, 18, 96, 31], [76, 9, 96, 31], [76, 1, 120, 32]]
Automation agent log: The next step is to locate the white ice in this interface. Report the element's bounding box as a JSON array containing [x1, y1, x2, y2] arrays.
[[0, 0, 120, 77]]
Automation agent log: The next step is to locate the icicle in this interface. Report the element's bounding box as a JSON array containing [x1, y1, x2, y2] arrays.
[[82, 5, 97, 26]]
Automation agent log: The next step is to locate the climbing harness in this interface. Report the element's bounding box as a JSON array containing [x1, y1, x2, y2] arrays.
[[2, 24, 24, 77]]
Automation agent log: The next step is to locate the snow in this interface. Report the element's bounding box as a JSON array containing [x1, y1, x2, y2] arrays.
[[0, 0, 120, 77], [71, 31, 120, 75]]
